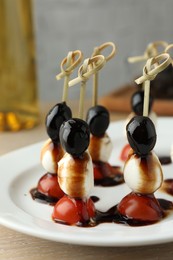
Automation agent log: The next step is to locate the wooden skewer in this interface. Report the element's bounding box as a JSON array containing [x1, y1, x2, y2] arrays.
[[128, 41, 168, 63], [78, 59, 89, 119], [69, 55, 106, 119], [56, 50, 83, 102], [62, 51, 72, 102], [69, 55, 106, 87], [165, 44, 173, 65], [91, 42, 117, 106], [143, 80, 150, 116], [165, 43, 173, 53], [135, 53, 171, 117]]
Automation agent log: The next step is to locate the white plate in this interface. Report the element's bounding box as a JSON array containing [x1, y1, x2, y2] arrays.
[[0, 117, 173, 247]]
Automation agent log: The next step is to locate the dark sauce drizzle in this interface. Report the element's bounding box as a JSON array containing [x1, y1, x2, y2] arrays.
[[30, 188, 58, 205], [94, 162, 124, 187], [30, 190, 100, 205], [53, 198, 173, 227], [95, 198, 173, 227], [161, 179, 173, 196], [90, 196, 100, 203], [94, 174, 124, 187], [31, 188, 173, 227], [30, 153, 173, 227], [158, 156, 172, 165], [157, 155, 173, 197]]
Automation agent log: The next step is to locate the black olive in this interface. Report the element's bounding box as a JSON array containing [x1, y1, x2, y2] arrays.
[[131, 90, 153, 116], [46, 102, 72, 143], [126, 116, 156, 156], [59, 118, 90, 157], [150, 64, 173, 99], [86, 105, 109, 137]]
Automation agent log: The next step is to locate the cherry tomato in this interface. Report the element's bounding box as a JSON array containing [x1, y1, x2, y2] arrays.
[[37, 173, 64, 198], [93, 161, 122, 180], [118, 192, 163, 222], [162, 179, 173, 196], [93, 164, 103, 179], [52, 195, 96, 225], [104, 162, 122, 177], [120, 143, 131, 161]]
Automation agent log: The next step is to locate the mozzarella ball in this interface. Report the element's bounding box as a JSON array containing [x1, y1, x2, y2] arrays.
[[58, 151, 94, 198], [41, 139, 64, 173], [88, 133, 113, 162], [124, 151, 163, 194]]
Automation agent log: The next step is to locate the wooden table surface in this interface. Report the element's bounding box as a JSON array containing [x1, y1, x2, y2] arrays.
[[1, 103, 173, 260]]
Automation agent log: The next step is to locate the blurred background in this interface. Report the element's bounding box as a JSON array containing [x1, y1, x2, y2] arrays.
[[1, 0, 173, 132], [33, 0, 173, 103]]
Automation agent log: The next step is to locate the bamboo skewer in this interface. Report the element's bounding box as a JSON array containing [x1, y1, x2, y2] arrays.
[[56, 50, 83, 102], [62, 51, 72, 102], [165, 44, 173, 65], [128, 41, 168, 64], [69, 55, 106, 119], [78, 58, 89, 119], [135, 53, 171, 117], [91, 42, 117, 106]]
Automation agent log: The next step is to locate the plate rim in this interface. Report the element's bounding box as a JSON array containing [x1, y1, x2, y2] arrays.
[[1, 118, 173, 247]]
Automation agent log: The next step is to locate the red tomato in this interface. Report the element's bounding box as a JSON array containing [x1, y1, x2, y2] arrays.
[[104, 162, 122, 177], [93, 161, 122, 179], [52, 195, 96, 225], [120, 144, 131, 161], [93, 164, 103, 179], [37, 173, 64, 198], [118, 192, 163, 222]]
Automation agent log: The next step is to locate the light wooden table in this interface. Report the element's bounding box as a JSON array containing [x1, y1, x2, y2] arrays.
[[0, 103, 173, 260]]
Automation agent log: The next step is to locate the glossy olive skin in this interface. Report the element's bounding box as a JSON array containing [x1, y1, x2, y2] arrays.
[[126, 116, 156, 156], [131, 90, 153, 116], [59, 118, 90, 157], [150, 64, 173, 99], [46, 102, 72, 143], [86, 105, 109, 137]]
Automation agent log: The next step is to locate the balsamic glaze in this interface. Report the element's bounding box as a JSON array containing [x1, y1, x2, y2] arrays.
[[31, 186, 173, 227], [94, 174, 124, 187], [31, 190, 100, 205], [161, 179, 173, 196], [94, 162, 124, 187], [95, 205, 161, 227], [158, 198, 173, 210], [30, 188, 58, 205], [90, 196, 100, 203], [53, 198, 173, 227], [159, 156, 172, 165], [94, 198, 173, 227]]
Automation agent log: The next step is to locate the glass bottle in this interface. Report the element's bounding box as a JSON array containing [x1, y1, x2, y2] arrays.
[[0, 0, 39, 131]]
